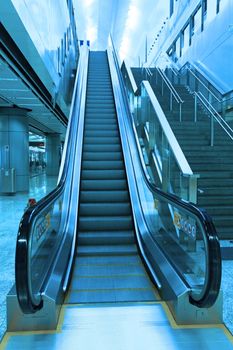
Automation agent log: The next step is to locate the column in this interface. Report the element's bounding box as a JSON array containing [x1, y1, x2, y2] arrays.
[[46, 133, 61, 176], [0, 107, 29, 192]]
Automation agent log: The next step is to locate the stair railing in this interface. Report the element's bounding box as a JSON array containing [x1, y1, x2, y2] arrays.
[[141, 80, 198, 203], [186, 66, 222, 111], [121, 60, 198, 203], [194, 91, 233, 146], [156, 68, 184, 121]]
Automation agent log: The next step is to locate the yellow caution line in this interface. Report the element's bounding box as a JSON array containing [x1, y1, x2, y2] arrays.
[[63, 301, 161, 308], [161, 301, 233, 343], [73, 273, 146, 279], [68, 287, 155, 293], [74, 262, 143, 267]]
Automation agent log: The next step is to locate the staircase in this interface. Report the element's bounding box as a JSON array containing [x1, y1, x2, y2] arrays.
[[131, 68, 233, 239], [66, 52, 157, 304]]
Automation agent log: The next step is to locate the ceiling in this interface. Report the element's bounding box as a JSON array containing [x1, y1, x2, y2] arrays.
[[74, 0, 170, 65], [0, 1, 169, 142], [0, 57, 66, 136]]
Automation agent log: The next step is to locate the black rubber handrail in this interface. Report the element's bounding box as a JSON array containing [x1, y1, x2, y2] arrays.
[[110, 36, 221, 308], [15, 48, 87, 313]]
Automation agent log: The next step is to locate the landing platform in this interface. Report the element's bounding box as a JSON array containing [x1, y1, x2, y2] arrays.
[[1, 303, 233, 350]]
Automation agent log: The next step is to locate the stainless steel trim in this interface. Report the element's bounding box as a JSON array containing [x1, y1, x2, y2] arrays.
[[123, 60, 138, 94], [157, 68, 184, 104], [194, 91, 233, 146], [188, 67, 221, 103], [62, 47, 89, 292]]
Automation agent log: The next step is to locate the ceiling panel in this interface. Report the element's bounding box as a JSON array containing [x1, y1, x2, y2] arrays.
[[0, 56, 66, 136]]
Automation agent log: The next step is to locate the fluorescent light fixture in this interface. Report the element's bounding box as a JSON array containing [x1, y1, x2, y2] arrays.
[[126, 4, 140, 30], [119, 36, 130, 60], [83, 0, 95, 8], [86, 25, 97, 44]]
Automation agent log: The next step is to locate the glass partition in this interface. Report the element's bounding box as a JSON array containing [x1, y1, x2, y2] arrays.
[[29, 192, 66, 304], [140, 82, 196, 202], [16, 45, 89, 313], [107, 37, 221, 307], [135, 169, 208, 301]]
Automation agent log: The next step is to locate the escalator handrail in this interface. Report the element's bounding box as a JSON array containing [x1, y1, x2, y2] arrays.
[[15, 46, 88, 313], [108, 35, 221, 308]]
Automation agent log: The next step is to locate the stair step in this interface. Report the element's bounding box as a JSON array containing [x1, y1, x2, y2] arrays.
[[80, 190, 129, 203], [78, 230, 135, 245], [79, 216, 133, 231], [79, 203, 131, 216], [198, 187, 233, 195], [198, 196, 233, 206], [80, 179, 127, 191], [77, 244, 137, 256], [188, 157, 232, 164]]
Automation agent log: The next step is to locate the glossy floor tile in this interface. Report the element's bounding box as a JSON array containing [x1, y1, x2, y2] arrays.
[[3, 303, 233, 350]]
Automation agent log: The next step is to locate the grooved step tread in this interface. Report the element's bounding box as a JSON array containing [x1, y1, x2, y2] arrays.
[[77, 244, 138, 256], [79, 203, 131, 216], [79, 216, 133, 231], [80, 190, 129, 203], [78, 230, 135, 245]]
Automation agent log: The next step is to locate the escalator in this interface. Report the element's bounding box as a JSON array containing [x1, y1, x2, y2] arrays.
[[68, 51, 157, 304], [10, 42, 222, 337]]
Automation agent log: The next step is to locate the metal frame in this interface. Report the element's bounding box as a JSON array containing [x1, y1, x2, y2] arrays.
[[9, 45, 89, 330], [108, 35, 222, 322]]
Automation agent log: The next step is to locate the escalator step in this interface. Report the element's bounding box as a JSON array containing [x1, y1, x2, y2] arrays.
[[83, 137, 120, 145], [78, 230, 135, 245], [80, 190, 129, 203], [79, 216, 133, 231], [81, 169, 125, 180], [84, 124, 118, 130], [79, 203, 131, 216], [82, 151, 122, 161], [82, 160, 124, 170], [84, 130, 119, 137], [77, 244, 138, 256], [80, 179, 127, 191], [83, 144, 121, 152]]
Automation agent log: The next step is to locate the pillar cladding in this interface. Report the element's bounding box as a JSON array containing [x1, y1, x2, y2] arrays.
[[46, 133, 61, 176], [0, 107, 29, 192]]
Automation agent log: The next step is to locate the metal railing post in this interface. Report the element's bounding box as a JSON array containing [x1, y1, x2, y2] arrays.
[[210, 115, 214, 146], [189, 174, 198, 204], [194, 94, 197, 122], [170, 91, 173, 111]]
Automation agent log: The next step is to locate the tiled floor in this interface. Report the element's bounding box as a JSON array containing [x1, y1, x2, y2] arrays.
[[0, 174, 57, 341], [222, 260, 233, 335]]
